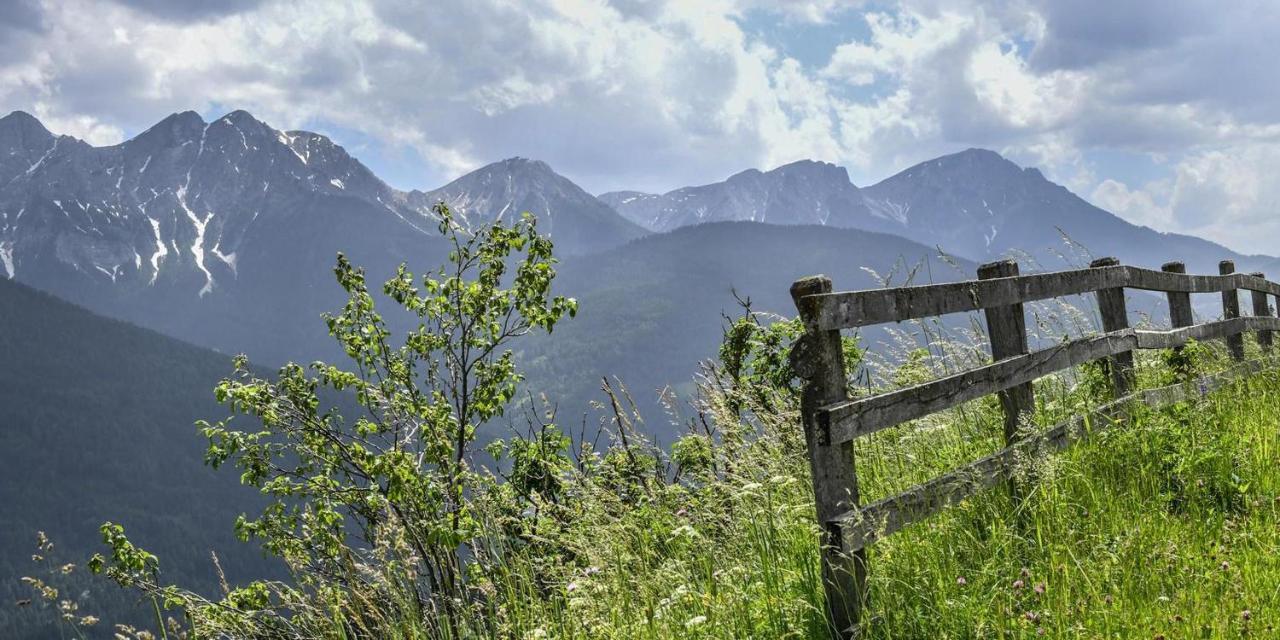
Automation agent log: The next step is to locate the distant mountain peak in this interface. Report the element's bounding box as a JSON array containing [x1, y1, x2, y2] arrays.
[[499, 156, 548, 168], [414, 157, 646, 254], [0, 110, 51, 138], [219, 109, 261, 124], [603, 158, 869, 232]]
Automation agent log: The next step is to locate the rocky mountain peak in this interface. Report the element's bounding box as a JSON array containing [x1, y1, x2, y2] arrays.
[[603, 158, 869, 232], [0, 111, 53, 144], [413, 157, 646, 254]]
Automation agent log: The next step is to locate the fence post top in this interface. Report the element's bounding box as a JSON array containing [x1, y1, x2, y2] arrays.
[[1090, 256, 1120, 268], [1220, 260, 1237, 274], [1162, 261, 1186, 273], [977, 259, 1019, 278], [790, 275, 832, 300]]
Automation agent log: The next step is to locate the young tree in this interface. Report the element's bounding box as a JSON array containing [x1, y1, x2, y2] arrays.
[[91, 203, 575, 636]]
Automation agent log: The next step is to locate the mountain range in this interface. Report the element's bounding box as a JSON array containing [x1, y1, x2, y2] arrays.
[[605, 148, 1280, 277], [1, 107, 1271, 421]]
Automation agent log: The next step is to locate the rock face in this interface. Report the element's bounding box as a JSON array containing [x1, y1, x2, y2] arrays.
[[0, 109, 450, 364], [410, 157, 647, 255], [600, 159, 877, 232], [0, 109, 434, 292]]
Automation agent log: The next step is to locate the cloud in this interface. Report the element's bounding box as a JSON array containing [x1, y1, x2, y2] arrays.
[[0, 0, 1279, 253]]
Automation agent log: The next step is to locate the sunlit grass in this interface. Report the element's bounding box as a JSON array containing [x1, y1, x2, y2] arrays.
[[462, 338, 1280, 639]]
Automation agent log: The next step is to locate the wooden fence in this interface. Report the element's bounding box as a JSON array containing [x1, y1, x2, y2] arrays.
[[789, 258, 1280, 638]]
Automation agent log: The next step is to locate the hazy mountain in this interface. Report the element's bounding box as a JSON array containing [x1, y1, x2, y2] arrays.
[[0, 277, 275, 639], [601, 147, 1279, 277], [599, 160, 879, 233], [518, 221, 980, 440], [859, 148, 1280, 276], [411, 157, 646, 254]]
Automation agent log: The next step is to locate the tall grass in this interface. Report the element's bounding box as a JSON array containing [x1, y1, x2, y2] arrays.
[[39, 299, 1280, 639], [452, 327, 1280, 638]]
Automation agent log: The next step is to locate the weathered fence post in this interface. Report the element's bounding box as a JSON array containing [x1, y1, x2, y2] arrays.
[[791, 275, 865, 639], [1163, 262, 1194, 380], [1091, 257, 1133, 398], [1250, 272, 1273, 353], [978, 261, 1036, 446], [978, 260, 1036, 504], [1221, 260, 1245, 361]]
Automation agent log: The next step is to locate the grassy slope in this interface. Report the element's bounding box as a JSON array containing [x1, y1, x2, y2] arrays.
[[483, 342, 1280, 639]]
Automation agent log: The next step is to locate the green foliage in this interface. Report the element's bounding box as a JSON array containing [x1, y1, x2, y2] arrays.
[[88, 203, 577, 636]]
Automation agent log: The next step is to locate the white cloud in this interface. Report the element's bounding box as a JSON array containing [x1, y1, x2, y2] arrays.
[[1090, 178, 1173, 230], [32, 103, 125, 146], [0, 0, 1278, 254], [1090, 143, 1280, 255]]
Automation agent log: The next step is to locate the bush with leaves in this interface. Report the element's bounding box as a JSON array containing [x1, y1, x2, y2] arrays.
[[89, 203, 575, 637]]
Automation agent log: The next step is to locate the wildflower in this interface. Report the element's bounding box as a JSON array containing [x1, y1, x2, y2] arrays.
[[1037, 628, 1046, 636], [956, 576, 967, 586], [1104, 594, 1114, 605], [1013, 580, 1025, 590], [1021, 567, 1031, 578], [1243, 610, 1252, 621], [675, 508, 687, 517], [60, 563, 75, 575], [1034, 582, 1046, 595], [1221, 561, 1230, 571], [584, 566, 601, 576], [685, 615, 707, 628], [566, 581, 579, 593], [78, 616, 98, 627], [1025, 610, 1039, 623]]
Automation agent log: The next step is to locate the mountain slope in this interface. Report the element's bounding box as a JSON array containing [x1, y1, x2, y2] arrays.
[[859, 148, 1280, 275], [0, 109, 455, 366], [411, 157, 647, 255], [0, 277, 275, 639], [601, 148, 1279, 278], [599, 160, 879, 233], [518, 221, 980, 440]]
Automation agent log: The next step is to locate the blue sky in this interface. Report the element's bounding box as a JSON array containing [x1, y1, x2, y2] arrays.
[[2, 0, 1279, 253]]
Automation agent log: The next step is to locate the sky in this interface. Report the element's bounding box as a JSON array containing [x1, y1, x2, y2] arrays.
[[2, 0, 1279, 253]]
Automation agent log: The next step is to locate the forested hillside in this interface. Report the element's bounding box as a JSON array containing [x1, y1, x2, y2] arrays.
[[0, 278, 274, 639]]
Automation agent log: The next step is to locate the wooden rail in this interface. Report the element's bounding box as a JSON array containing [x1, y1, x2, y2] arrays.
[[789, 258, 1279, 639]]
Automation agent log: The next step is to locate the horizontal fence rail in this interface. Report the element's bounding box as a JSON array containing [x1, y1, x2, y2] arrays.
[[789, 257, 1280, 639], [804, 264, 1280, 331], [818, 317, 1280, 445], [835, 357, 1275, 551]]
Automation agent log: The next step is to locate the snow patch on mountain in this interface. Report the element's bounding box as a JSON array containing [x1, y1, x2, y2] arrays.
[[0, 241, 13, 278]]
